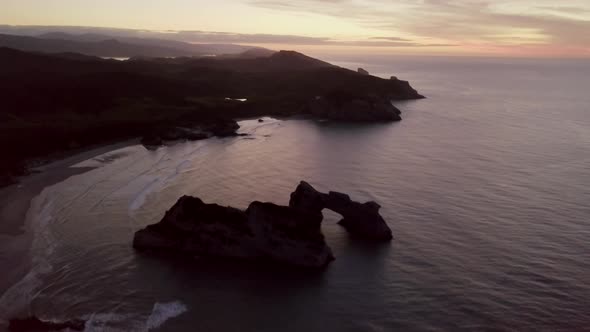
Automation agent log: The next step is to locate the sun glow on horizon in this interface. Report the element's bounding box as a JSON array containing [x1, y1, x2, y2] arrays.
[[1, 0, 589, 58]]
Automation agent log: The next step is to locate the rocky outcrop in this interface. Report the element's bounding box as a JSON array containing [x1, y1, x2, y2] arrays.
[[202, 120, 241, 137], [141, 119, 241, 149], [245, 202, 334, 267], [290, 181, 393, 241], [325, 193, 392, 241], [133, 196, 334, 268], [358, 68, 369, 75], [9, 316, 86, 331], [133, 181, 392, 269], [308, 95, 402, 122]]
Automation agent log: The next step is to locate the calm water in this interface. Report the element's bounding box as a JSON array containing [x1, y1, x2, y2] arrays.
[[1, 57, 590, 331]]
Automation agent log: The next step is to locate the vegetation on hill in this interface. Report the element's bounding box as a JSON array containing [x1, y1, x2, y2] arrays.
[[0, 47, 423, 186]]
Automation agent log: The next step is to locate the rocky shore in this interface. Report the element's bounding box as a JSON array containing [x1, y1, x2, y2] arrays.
[[1, 47, 424, 186], [140, 119, 244, 149], [8, 316, 85, 332], [308, 94, 402, 122], [133, 181, 392, 268]]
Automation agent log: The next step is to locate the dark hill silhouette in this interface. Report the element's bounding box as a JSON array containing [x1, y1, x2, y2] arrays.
[[0, 33, 197, 57], [233, 48, 277, 58], [168, 50, 333, 72], [0, 47, 423, 186], [37, 32, 265, 55], [0, 33, 269, 58]]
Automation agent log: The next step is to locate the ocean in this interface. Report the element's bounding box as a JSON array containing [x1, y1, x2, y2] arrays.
[[1, 56, 589, 331]]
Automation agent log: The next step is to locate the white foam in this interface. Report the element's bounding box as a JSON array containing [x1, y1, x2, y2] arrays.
[[0, 193, 56, 321], [71, 146, 138, 168], [224, 97, 247, 102], [144, 301, 188, 331], [81, 301, 187, 332], [83, 312, 133, 332], [128, 177, 162, 213], [127, 159, 193, 216]]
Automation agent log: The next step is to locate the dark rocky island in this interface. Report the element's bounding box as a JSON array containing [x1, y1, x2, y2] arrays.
[[290, 181, 393, 241], [0, 46, 423, 184], [133, 181, 392, 268]]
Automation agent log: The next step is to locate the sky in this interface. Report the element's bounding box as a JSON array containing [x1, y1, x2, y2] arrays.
[[2, 0, 590, 58]]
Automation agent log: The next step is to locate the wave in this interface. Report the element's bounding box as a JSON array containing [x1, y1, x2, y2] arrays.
[[83, 312, 134, 332], [0, 193, 56, 322], [82, 301, 187, 332], [127, 160, 192, 216], [144, 301, 188, 331]]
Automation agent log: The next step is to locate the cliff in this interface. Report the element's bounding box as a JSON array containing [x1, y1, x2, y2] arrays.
[[0, 47, 424, 185], [133, 181, 393, 268]]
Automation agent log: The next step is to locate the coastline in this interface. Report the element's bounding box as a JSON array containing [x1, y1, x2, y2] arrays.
[[0, 139, 139, 299], [0, 108, 412, 301], [0, 117, 287, 322]]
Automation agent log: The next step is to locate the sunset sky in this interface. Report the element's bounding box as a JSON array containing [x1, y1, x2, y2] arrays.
[[2, 0, 590, 58]]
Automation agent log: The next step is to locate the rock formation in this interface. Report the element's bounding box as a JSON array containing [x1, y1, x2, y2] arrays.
[[8, 316, 86, 331], [141, 119, 241, 149], [357, 68, 369, 75], [308, 95, 402, 122], [289, 181, 393, 241], [133, 181, 392, 268], [133, 196, 334, 268]]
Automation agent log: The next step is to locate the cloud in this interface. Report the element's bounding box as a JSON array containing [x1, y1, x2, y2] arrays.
[[0, 25, 454, 48], [370, 36, 413, 42], [247, 0, 590, 48], [0, 25, 327, 44], [2, 0, 589, 56], [336, 40, 457, 47]]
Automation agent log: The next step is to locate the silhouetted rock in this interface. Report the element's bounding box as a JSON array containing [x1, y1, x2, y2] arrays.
[[290, 181, 393, 241], [309, 95, 402, 122], [289, 180, 325, 213], [133, 181, 391, 269], [8, 316, 86, 331], [325, 193, 393, 241], [140, 134, 164, 149], [245, 202, 334, 267], [358, 68, 369, 75], [202, 120, 240, 137], [133, 196, 334, 268], [258, 119, 264, 123], [140, 120, 240, 148]]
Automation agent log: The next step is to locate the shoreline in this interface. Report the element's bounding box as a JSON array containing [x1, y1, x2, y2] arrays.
[[0, 117, 284, 313], [0, 138, 140, 235], [0, 139, 139, 299], [0, 112, 402, 302]]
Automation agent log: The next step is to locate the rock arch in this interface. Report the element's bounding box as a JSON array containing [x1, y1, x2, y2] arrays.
[[133, 181, 392, 268], [289, 181, 392, 241]]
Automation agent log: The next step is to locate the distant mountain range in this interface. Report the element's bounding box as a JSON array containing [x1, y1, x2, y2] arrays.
[[0, 32, 271, 58]]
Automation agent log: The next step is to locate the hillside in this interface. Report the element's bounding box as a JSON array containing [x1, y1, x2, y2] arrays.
[[0, 47, 423, 185], [0, 33, 267, 58]]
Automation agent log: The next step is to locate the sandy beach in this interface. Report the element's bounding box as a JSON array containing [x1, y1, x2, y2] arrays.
[[0, 139, 139, 298]]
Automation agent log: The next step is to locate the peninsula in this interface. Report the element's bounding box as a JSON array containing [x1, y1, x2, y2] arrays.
[[0, 46, 423, 185]]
